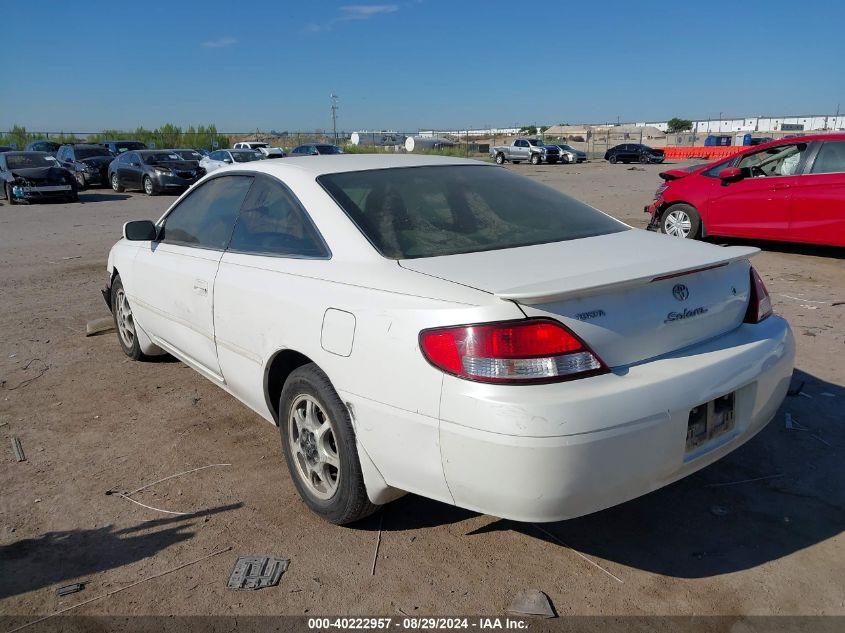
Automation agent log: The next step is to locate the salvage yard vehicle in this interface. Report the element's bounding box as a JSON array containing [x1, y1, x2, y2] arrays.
[[99, 140, 147, 155], [646, 134, 845, 246], [57, 143, 114, 188], [108, 150, 205, 196], [290, 143, 344, 156], [25, 140, 61, 153], [553, 143, 587, 163], [605, 143, 665, 164], [491, 139, 560, 165], [104, 155, 794, 525], [0, 151, 78, 204], [199, 149, 263, 173]]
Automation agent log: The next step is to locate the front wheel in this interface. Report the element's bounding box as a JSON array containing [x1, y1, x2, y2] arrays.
[[495, 153, 505, 165], [530, 153, 541, 165], [280, 364, 379, 525], [143, 176, 156, 196], [111, 173, 124, 193], [5, 184, 16, 205], [74, 172, 88, 190], [639, 154, 649, 164], [111, 275, 142, 360], [661, 204, 702, 239], [609, 155, 617, 164]]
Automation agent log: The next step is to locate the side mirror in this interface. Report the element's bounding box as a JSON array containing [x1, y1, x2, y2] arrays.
[[123, 220, 157, 241], [223, 158, 233, 164], [718, 167, 743, 182]]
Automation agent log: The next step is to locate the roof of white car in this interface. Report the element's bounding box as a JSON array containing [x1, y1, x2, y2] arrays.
[[219, 154, 488, 178]]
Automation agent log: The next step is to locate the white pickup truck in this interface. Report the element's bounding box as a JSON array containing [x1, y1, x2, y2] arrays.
[[233, 142, 286, 158], [490, 139, 561, 165]]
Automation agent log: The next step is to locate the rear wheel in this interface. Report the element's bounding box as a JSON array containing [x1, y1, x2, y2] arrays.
[[111, 173, 124, 193], [280, 364, 379, 525], [661, 203, 701, 239], [495, 152, 505, 165], [530, 153, 541, 165], [143, 176, 156, 196], [609, 155, 617, 164]]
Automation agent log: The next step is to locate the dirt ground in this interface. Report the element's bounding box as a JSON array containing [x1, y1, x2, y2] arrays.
[[1, 161, 843, 623]]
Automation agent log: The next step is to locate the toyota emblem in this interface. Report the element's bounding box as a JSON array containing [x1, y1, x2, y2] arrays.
[[672, 284, 689, 301]]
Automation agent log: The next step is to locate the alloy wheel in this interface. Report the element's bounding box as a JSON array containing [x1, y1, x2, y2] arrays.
[[114, 288, 136, 348], [288, 394, 340, 500]]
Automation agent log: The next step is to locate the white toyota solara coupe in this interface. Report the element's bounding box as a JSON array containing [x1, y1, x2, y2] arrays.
[[104, 155, 794, 525]]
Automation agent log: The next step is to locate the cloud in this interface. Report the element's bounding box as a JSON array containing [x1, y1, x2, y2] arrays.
[[339, 4, 399, 20], [203, 36, 237, 48], [303, 4, 398, 31]]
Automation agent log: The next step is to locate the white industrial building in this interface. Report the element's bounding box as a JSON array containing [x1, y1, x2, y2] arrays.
[[634, 114, 844, 134]]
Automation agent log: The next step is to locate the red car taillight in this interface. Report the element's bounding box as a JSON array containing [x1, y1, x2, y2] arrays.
[[419, 318, 608, 384], [744, 266, 773, 323]]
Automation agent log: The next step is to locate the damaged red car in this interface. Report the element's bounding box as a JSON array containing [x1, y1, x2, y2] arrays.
[[646, 134, 845, 247]]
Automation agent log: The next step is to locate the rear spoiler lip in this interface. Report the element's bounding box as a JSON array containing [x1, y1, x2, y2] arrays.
[[495, 246, 758, 305]]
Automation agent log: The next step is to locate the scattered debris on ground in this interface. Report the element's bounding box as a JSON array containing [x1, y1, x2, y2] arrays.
[[507, 589, 556, 618], [1, 358, 48, 391], [56, 583, 86, 597], [12, 436, 26, 462], [227, 556, 289, 590], [85, 317, 115, 337]]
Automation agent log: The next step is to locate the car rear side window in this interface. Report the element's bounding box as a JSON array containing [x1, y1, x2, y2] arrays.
[[318, 165, 627, 259], [161, 175, 253, 250], [810, 141, 845, 174], [228, 177, 329, 258]]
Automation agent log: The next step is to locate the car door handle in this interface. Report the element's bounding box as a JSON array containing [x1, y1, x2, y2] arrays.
[[193, 279, 208, 295], [770, 182, 790, 190]]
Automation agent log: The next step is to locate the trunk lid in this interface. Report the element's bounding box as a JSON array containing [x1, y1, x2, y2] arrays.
[[399, 229, 757, 367]]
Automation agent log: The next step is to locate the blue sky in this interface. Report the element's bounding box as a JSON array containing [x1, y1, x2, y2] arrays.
[[2, 0, 843, 132]]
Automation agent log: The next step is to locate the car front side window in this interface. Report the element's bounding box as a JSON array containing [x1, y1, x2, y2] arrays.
[[161, 175, 254, 250], [228, 177, 329, 258], [738, 143, 807, 177]]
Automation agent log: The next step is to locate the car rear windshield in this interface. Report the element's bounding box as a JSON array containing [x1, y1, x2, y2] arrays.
[[315, 145, 343, 154], [232, 151, 261, 163], [318, 165, 627, 259], [76, 147, 112, 158]]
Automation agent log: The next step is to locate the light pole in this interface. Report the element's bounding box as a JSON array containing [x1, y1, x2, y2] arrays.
[[330, 94, 339, 144]]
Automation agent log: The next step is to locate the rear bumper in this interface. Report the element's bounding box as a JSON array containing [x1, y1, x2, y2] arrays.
[[438, 316, 794, 522]]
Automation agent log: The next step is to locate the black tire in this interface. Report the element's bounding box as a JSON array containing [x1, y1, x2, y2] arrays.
[[530, 153, 541, 165], [660, 203, 702, 240], [111, 275, 143, 360], [494, 152, 505, 165], [74, 172, 88, 190], [639, 154, 649, 164], [111, 173, 124, 193], [279, 363, 379, 525], [143, 176, 157, 196], [609, 155, 617, 164]]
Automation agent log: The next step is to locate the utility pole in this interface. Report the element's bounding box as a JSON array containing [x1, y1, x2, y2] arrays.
[[330, 94, 339, 144]]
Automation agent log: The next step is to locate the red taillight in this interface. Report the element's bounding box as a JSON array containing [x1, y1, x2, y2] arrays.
[[419, 318, 608, 384], [744, 267, 773, 323]]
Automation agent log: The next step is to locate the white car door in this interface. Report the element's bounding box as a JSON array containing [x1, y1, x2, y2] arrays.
[[213, 174, 332, 414], [130, 174, 253, 380]]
